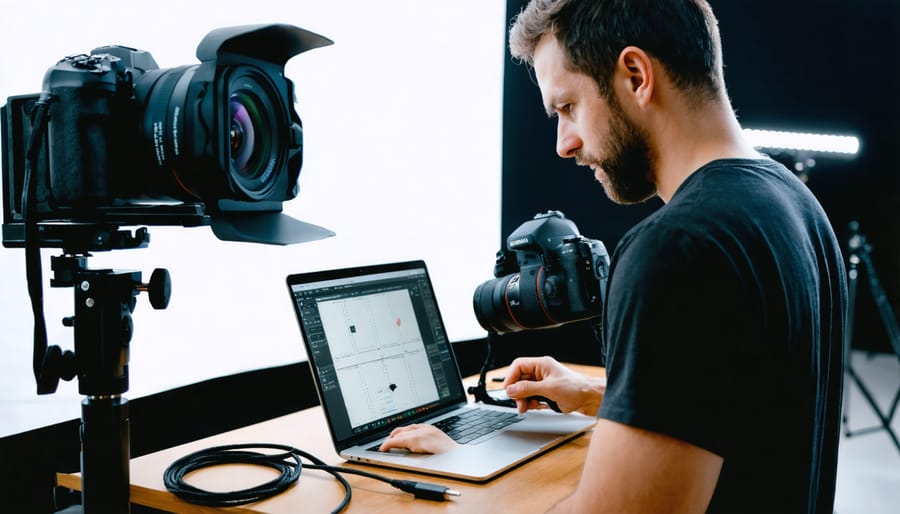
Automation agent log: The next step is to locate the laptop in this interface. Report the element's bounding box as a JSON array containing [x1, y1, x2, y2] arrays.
[[286, 260, 596, 481]]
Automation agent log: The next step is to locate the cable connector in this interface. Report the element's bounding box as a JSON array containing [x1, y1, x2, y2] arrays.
[[393, 479, 461, 501]]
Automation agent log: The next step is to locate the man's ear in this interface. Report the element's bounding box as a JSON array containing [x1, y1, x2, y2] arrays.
[[616, 46, 654, 109]]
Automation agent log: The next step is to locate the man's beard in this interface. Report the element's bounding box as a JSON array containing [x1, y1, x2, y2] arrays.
[[583, 97, 657, 205]]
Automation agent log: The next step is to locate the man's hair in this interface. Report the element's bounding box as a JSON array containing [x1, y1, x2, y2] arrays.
[[509, 0, 724, 101]]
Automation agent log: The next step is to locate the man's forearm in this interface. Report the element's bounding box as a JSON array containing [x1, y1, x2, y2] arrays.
[[578, 376, 607, 416]]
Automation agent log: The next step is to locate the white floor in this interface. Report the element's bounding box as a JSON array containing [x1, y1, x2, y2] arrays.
[[834, 350, 900, 514]]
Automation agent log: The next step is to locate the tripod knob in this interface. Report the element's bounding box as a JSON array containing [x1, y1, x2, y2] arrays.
[[144, 268, 172, 310], [36, 345, 77, 394]]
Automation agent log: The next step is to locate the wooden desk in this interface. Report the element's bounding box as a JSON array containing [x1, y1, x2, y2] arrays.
[[58, 364, 604, 513]]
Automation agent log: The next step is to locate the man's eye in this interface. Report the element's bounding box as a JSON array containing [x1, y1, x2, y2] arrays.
[[549, 104, 571, 119]]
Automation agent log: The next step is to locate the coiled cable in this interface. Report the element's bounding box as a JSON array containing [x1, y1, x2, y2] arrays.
[[163, 442, 459, 513]]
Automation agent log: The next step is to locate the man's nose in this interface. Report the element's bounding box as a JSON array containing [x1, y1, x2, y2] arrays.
[[556, 119, 581, 158]]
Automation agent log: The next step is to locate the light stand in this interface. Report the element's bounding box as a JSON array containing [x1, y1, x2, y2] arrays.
[[843, 221, 900, 453]]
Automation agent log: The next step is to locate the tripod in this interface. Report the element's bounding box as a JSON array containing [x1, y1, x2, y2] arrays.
[[26, 225, 172, 513], [842, 221, 900, 453]]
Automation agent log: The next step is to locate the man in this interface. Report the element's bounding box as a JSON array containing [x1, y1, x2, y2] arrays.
[[382, 1, 847, 512]]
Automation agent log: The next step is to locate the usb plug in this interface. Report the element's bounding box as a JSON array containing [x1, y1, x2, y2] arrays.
[[394, 479, 461, 501]]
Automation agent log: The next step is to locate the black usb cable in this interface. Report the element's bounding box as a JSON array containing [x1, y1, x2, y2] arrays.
[[163, 443, 460, 512]]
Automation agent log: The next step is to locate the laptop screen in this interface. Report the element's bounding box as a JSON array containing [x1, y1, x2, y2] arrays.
[[288, 261, 467, 447]]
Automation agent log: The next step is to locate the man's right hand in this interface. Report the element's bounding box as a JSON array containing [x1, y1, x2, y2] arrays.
[[502, 356, 606, 416]]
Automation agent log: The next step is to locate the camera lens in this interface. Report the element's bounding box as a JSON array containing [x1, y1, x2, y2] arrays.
[[229, 98, 253, 173], [229, 92, 272, 180], [223, 71, 283, 199], [135, 64, 286, 202], [474, 274, 518, 334], [473, 269, 560, 334]]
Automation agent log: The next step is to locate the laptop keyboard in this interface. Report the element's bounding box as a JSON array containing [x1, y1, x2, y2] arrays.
[[433, 409, 524, 444], [366, 408, 525, 451]]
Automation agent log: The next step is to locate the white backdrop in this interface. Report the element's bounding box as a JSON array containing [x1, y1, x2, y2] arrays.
[[0, 0, 506, 436]]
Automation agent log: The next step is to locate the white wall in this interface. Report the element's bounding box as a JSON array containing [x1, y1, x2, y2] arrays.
[[0, 0, 506, 436]]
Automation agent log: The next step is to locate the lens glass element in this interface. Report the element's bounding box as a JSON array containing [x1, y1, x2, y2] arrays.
[[229, 100, 254, 174], [229, 92, 271, 179]]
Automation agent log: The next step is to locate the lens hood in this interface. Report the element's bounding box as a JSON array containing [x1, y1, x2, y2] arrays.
[[196, 24, 334, 66]]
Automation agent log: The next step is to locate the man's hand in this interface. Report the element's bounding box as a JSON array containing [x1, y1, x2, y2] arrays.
[[379, 424, 459, 454], [503, 356, 606, 415]]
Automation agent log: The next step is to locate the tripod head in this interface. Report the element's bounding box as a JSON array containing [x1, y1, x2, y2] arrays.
[[30, 224, 172, 396]]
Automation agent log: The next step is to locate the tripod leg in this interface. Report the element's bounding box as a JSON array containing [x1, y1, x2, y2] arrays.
[[846, 367, 900, 452]]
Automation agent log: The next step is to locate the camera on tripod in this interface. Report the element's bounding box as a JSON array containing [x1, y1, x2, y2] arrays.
[[0, 25, 335, 511], [1, 23, 334, 249], [473, 210, 610, 334]]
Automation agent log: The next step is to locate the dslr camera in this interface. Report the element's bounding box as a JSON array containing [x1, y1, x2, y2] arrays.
[[1, 24, 333, 248], [473, 211, 610, 334]]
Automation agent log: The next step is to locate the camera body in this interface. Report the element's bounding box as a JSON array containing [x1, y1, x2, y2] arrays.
[[473, 210, 610, 334], [1, 24, 333, 247]]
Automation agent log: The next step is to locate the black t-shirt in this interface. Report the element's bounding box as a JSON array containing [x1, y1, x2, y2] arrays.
[[597, 158, 847, 514]]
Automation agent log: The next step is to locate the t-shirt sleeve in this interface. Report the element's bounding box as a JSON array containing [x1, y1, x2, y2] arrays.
[[598, 223, 752, 456]]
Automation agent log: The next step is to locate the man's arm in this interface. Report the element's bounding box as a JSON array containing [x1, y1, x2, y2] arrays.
[[503, 356, 606, 415], [551, 418, 723, 514]]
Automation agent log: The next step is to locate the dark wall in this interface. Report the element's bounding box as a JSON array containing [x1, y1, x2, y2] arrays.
[[501, 0, 900, 356]]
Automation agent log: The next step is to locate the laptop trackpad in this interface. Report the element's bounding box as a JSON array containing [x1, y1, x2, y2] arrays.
[[515, 411, 597, 434]]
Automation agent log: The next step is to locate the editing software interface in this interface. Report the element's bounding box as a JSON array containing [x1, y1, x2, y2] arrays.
[[292, 268, 463, 442]]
